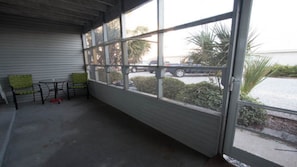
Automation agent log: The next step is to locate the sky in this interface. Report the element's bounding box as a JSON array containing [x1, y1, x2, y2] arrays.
[[250, 0, 297, 52]]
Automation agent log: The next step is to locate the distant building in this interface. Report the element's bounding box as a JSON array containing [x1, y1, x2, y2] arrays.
[[256, 50, 297, 66]]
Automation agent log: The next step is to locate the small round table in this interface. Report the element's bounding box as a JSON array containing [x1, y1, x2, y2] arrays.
[[39, 78, 67, 103]]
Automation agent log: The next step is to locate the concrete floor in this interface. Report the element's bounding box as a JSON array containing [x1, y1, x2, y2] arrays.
[[0, 97, 232, 167]]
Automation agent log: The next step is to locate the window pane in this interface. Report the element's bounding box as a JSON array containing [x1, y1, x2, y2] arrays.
[[127, 35, 157, 65], [96, 67, 106, 83], [93, 46, 105, 65], [85, 31, 92, 48], [88, 65, 96, 80], [163, 70, 223, 112], [84, 50, 93, 64], [94, 26, 104, 44], [106, 18, 121, 41], [125, 0, 157, 37], [164, 20, 231, 66], [161, 20, 231, 111], [109, 66, 123, 88], [129, 75, 157, 96], [128, 35, 158, 93], [164, 0, 233, 28], [108, 43, 122, 65]]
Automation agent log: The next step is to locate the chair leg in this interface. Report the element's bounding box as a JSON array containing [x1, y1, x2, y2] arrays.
[[86, 86, 89, 99], [67, 83, 70, 100], [12, 93, 18, 110], [40, 89, 44, 104], [33, 92, 36, 102]]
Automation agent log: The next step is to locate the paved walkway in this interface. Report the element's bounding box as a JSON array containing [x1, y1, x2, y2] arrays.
[[234, 128, 297, 167]]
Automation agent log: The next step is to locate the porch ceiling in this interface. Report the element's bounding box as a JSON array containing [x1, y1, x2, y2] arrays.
[[0, 0, 122, 29]]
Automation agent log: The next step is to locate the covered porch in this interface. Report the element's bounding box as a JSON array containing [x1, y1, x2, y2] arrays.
[[1, 0, 296, 167]]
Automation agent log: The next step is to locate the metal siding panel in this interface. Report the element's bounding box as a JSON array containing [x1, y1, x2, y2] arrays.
[[0, 16, 84, 104], [89, 82, 221, 157]]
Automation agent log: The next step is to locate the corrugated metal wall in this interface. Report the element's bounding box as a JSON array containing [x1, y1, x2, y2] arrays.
[[0, 14, 85, 103], [89, 81, 222, 157]]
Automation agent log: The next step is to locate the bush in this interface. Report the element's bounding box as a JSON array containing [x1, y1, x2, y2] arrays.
[[238, 94, 267, 128], [97, 69, 122, 83], [110, 71, 122, 83], [131, 77, 185, 99], [131, 76, 157, 95], [131, 77, 267, 128], [163, 78, 185, 99], [176, 81, 223, 111], [269, 64, 297, 78]]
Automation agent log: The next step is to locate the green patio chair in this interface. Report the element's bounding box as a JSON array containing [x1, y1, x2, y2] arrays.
[[8, 74, 44, 110], [67, 73, 89, 100]]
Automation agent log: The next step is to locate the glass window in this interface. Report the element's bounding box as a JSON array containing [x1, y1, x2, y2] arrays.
[[92, 46, 105, 65], [85, 31, 92, 48], [163, 20, 231, 67], [161, 20, 231, 111], [109, 66, 123, 88], [164, 0, 233, 28], [108, 43, 122, 65], [84, 50, 93, 64], [127, 35, 158, 94], [94, 26, 104, 44], [95, 66, 106, 83], [106, 18, 121, 41], [125, 0, 157, 37]]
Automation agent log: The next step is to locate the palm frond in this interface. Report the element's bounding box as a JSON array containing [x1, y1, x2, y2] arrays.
[[241, 56, 274, 94]]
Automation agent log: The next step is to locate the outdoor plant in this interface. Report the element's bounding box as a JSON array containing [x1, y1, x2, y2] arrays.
[[187, 24, 271, 127], [269, 64, 297, 78], [174, 81, 266, 126], [131, 76, 185, 99], [176, 81, 223, 111], [97, 69, 122, 83], [163, 78, 185, 99], [241, 56, 274, 95], [130, 76, 156, 95], [238, 94, 267, 128], [110, 70, 123, 83]]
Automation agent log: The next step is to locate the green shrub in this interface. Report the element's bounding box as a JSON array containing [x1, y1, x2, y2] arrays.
[[131, 77, 267, 128], [97, 69, 123, 83], [110, 71, 122, 83], [131, 77, 185, 98], [131, 76, 157, 95], [269, 64, 297, 78], [163, 78, 185, 99], [176, 81, 223, 111], [238, 94, 267, 128]]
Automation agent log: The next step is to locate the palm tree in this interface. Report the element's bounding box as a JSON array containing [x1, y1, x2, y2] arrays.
[[127, 26, 151, 64], [187, 27, 216, 65], [188, 24, 273, 94]]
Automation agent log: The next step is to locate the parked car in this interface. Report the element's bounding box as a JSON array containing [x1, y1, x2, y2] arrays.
[[148, 60, 170, 73], [166, 62, 213, 77], [129, 61, 149, 72]]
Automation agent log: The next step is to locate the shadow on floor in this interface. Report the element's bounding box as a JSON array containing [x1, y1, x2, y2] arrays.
[[1, 97, 232, 167]]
